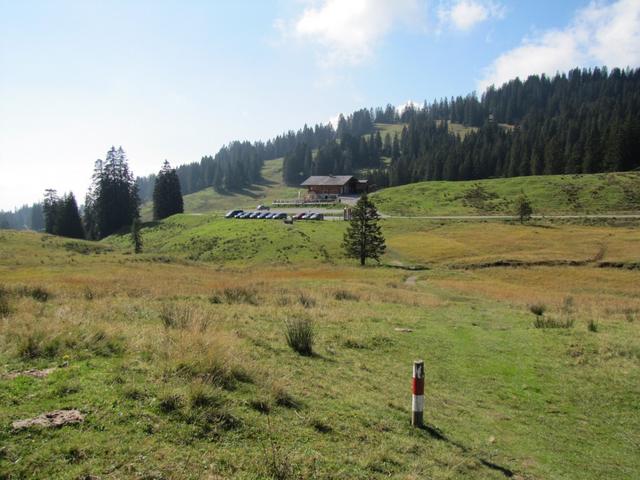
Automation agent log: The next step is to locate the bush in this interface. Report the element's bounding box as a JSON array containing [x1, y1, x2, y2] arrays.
[[14, 285, 51, 302], [284, 318, 315, 356], [588, 319, 599, 332], [334, 289, 359, 301], [533, 316, 574, 329]]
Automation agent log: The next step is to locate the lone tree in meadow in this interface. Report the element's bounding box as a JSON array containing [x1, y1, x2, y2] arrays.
[[131, 217, 143, 254], [516, 192, 533, 224], [153, 160, 184, 220], [342, 193, 386, 266]]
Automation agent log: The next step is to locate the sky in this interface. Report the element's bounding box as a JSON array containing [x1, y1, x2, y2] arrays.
[[1, 0, 639, 210]]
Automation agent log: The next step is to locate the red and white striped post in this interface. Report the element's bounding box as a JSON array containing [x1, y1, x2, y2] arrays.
[[411, 360, 424, 427]]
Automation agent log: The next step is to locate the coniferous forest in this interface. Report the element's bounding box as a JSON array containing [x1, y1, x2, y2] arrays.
[[2, 67, 640, 232]]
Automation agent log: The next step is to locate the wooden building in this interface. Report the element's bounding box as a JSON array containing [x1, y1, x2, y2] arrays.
[[300, 175, 368, 196]]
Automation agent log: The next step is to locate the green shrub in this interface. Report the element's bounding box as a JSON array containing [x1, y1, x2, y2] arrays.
[[588, 319, 599, 332], [284, 318, 315, 356]]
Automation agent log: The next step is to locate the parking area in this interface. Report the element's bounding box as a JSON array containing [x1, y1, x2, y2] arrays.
[[225, 206, 343, 221]]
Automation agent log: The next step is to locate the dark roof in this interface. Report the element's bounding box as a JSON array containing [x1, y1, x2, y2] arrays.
[[300, 175, 355, 186]]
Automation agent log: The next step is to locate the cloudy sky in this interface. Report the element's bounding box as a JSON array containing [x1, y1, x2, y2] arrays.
[[1, 0, 639, 209]]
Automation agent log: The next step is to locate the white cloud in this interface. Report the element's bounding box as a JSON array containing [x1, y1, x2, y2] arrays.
[[280, 0, 423, 67], [478, 0, 640, 91], [438, 0, 505, 31]]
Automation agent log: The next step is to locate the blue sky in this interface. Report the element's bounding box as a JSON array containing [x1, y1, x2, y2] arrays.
[[1, 0, 639, 209]]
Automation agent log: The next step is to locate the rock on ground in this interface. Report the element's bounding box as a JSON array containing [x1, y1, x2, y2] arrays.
[[12, 409, 84, 430]]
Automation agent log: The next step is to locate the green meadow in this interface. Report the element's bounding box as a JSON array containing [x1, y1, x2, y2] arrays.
[[1, 213, 639, 479]]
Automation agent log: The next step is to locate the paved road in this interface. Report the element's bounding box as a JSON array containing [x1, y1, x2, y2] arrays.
[[189, 211, 640, 221], [380, 214, 640, 220]]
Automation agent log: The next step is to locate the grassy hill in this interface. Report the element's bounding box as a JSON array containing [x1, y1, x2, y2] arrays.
[[1, 219, 640, 478], [373, 172, 640, 216]]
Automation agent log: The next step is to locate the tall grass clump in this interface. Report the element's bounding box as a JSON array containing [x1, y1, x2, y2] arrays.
[[588, 319, 599, 332], [210, 287, 257, 305], [15, 285, 51, 302], [0, 290, 10, 318], [529, 303, 547, 317], [298, 293, 316, 309], [284, 318, 315, 356], [533, 316, 574, 329], [334, 289, 359, 301]]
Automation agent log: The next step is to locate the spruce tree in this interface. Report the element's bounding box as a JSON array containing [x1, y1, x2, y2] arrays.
[[342, 194, 386, 266], [516, 192, 533, 224], [131, 218, 143, 253], [43, 189, 59, 234], [57, 193, 85, 239], [153, 160, 184, 220]]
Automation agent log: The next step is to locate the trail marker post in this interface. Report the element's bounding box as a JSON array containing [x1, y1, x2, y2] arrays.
[[412, 360, 424, 428]]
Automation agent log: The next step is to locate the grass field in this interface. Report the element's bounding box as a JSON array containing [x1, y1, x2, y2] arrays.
[[1, 216, 639, 479], [373, 172, 640, 216]]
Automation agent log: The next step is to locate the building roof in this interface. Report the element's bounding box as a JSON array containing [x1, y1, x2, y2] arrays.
[[300, 175, 355, 187]]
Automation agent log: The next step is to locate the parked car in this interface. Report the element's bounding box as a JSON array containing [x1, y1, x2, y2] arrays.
[[257, 212, 270, 219], [225, 209, 243, 219], [235, 211, 247, 218], [272, 212, 287, 220], [309, 213, 324, 220], [301, 213, 314, 220], [238, 212, 251, 219], [256, 204, 270, 211], [249, 212, 261, 219], [293, 212, 306, 220]]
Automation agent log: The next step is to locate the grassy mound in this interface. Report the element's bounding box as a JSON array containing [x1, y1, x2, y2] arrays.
[[373, 172, 640, 216]]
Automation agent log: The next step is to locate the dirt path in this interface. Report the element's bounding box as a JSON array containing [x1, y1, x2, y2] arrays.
[[405, 275, 418, 286]]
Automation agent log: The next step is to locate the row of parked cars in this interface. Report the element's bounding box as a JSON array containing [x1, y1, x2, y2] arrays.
[[225, 209, 325, 221], [225, 210, 287, 220]]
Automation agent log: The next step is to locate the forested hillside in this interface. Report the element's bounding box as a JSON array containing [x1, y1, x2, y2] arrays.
[[133, 66, 640, 204]]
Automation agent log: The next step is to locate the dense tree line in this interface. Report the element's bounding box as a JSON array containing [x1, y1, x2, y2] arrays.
[[282, 131, 384, 184], [42, 190, 84, 238], [0, 203, 43, 231], [153, 161, 184, 220], [84, 147, 140, 240], [368, 67, 640, 187]]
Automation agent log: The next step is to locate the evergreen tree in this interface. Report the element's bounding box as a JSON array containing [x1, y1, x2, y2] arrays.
[[342, 194, 386, 266], [153, 160, 184, 220], [84, 147, 140, 239], [516, 192, 533, 224], [43, 189, 59, 234], [131, 218, 143, 254], [56, 193, 85, 239]]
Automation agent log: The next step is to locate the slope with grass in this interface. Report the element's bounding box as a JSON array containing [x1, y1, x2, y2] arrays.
[[140, 157, 299, 219], [373, 171, 640, 216], [1, 222, 639, 479]]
